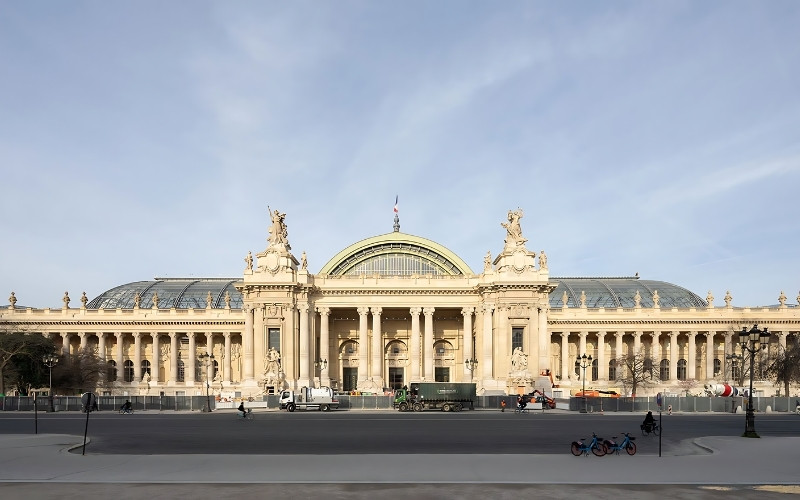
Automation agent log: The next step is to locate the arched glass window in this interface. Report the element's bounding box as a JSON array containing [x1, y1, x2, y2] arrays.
[[123, 360, 134, 382], [659, 359, 669, 380], [713, 358, 721, 377], [643, 358, 654, 379], [677, 359, 687, 381], [107, 360, 117, 382], [433, 340, 454, 366], [608, 360, 616, 381], [591, 359, 598, 381], [141, 360, 151, 377], [731, 358, 740, 382], [177, 360, 185, 382], [386, 340, 407, 365], [574, 360, 580, 378]]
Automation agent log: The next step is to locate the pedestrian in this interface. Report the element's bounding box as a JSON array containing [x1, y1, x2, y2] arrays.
[[501, 400, 506, 412]]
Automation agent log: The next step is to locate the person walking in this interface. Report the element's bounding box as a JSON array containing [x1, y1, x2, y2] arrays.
[[500, 400, 507, 412]]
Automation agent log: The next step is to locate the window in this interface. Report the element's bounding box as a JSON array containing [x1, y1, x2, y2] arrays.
[[643, 358, 654, 379], [141, 360, 151, 377], [608, 360, 616, 381], [731, 358, 741, 381], [659, 359, 669, 380], [268, 328, 280, 352], [107, 360, 117, 382], [435, 367, 450, 382], [713, 358, 721, 377], [677, 359, 687, 381], [123, 360, 134, 382], [512, 327, 523, 353], [591, 359, 598, 381], [178, 360, 185, 382]]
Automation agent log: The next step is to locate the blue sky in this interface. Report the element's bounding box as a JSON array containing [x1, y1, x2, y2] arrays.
[[1, 1, 798, 308]]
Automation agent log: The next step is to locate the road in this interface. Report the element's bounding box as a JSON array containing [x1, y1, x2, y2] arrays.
[[1, 409, 798, 455]]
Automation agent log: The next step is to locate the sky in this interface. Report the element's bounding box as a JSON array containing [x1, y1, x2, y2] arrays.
[[1, 1, 799, 309]]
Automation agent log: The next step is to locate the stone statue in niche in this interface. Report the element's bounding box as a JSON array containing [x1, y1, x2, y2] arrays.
[[261, 347, 285, 393], [511, 347, 528, 374], [501, 209, 527, 248]]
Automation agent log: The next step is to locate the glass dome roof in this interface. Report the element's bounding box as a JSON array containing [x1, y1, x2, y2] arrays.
[[87, 278, 243, 309], [549, 278, 707, 309]]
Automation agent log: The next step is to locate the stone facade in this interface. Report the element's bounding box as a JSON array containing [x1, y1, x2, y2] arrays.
[[2, 209, 798, 398]]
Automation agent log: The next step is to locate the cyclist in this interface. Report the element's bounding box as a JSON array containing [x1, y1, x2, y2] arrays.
[[516, 395, 527, 411], [238, 401, 247, 418], [642, 410, 655, 432], [121, 400, 132, 413]]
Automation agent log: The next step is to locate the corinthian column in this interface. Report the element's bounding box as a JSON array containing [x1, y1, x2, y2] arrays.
[[243, 305, 255, 384], [423, 308, 435, 381], [169, 332, 178, 384], [115, 332, 124, 383], [371, 307, 383, 385], [186, 332, 196, 385], [150, 333, 160, 383], [410, 307, 421, 381], [481, 304, 494, 381], [357, 307, 370, 385], [688, 331, 697, 379], [133, 332, 142, 382], [560, 332, 570, 381], [318, 307, 331, 387], [299, 303, 310, 387], [461, 307, 474, 376]]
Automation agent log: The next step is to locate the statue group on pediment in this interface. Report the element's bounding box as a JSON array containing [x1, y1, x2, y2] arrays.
[[501, 209, 527, 248], [267, 207, 291, 250]]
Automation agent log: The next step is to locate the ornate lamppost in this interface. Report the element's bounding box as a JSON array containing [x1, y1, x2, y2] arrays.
[[315, 359, 328, 387], [465, 358, 478, 380], [42, 353, 58, 412], [198, 353, 215, 412], [738, 325, 770, 438], [577, 353, 592, 413]]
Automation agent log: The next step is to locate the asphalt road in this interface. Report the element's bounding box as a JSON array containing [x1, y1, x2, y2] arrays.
[[2, 410, 798, 455]]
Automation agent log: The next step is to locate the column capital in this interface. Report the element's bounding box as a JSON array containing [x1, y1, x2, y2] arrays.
[[316, 306, 331, 316], [371, 307, 383, 316], [482, 303, 494, 314], [560, 331, 569, 339], [114, 332, 123, 339], [150, 332, 158, 339], [597, 331, 607, 338], [298, 303, 310, 314], [223, 331, 231, 339], [169, 332, 177, 339], [410, 307, 422, 315], [614, 331, 624, 339], [461, 307, 474, 316], [579, 331, 588, 338], [423, 307, 435, 316], [357, 306, 370, 316]]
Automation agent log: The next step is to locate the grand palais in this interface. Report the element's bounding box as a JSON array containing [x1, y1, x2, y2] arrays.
[[2, 208, 798, 398]]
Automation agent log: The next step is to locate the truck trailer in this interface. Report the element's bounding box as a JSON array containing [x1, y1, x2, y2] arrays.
[[280, 386, 339, 412], [393, 382, 476, 412]]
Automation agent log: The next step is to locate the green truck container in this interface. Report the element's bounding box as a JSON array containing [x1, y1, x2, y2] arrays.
[[393, 382, 476, 412]]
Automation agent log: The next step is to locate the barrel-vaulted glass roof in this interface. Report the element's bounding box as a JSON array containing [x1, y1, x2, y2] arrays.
[[86, 278, 242, 310], [87, 277, 704, 310], [549, 278, 707, 309]]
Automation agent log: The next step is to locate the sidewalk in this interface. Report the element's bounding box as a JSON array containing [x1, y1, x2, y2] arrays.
[[1, 433, 799, 484]]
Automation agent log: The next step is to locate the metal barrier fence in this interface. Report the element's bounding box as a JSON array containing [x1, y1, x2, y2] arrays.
[[2, 395, 798, 412]]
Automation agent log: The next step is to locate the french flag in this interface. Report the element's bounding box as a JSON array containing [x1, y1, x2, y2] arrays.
[[393, 195, 398, 213]]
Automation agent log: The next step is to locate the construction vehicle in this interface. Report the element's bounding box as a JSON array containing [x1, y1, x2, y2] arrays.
[[393, 382, 476, 412], [279, 386, 339, 412]]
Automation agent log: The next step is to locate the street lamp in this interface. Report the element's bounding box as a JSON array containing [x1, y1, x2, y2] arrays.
[[198, 353, 215, 413], [465, 358, 478, 376], [315, 359, 327, 387], [42, 353, 58, 412], [738, 324, 770, 438], [577, 353, 592, 413], [725, 353, 743, 384]]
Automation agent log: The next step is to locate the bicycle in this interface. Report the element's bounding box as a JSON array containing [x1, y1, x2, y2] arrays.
[[514, 404, 530, 414], [119, 407, 134, 414], [238, 409, 254, 420], [641, 421, 660, 436], [603, 432, 637, 456], [570, 432, 606, 456]]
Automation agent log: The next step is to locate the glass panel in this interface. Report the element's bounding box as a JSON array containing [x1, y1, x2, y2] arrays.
[[435, 367, 449, 382], [512, 328, 523, 352]]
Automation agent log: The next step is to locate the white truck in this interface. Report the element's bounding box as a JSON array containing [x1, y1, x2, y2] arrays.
[[279, 386, 339, 412]]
